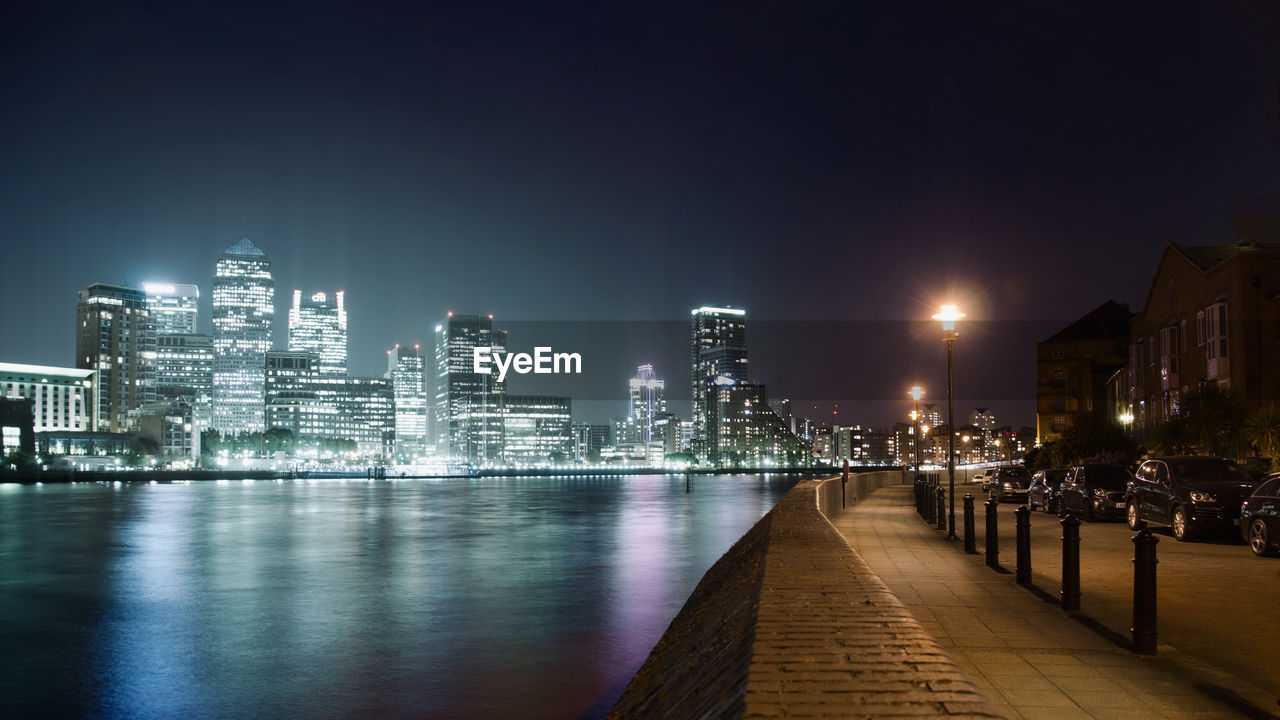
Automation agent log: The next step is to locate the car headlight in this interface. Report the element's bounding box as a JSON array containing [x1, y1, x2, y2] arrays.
[[1003, 482, 1014, 489], [1188, 490, 1217, 503], [1092, 488, 1109, 498]]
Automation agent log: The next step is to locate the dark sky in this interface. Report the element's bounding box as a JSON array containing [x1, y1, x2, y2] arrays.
[[3, 1, 1278, 427]]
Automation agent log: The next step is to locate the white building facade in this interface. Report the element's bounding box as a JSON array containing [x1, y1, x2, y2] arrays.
[[0, 362, 96, 433]]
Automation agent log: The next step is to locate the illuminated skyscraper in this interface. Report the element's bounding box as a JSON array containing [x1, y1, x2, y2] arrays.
[[146, 282, 210, 431], [144, 283, 200, 335], [690, 306, 748, 458], [211, 237, 274, 434], [628, 363, 666, 444], [76, 283, 155, 432], [387, 344, 429, 462], [288, 290, 347, 376], [434, 313, 506, 463], [154, 334, 214, 431], [264, 350, 394, 460]]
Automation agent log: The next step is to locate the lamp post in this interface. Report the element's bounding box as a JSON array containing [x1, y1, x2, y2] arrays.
[[909, 386, 924, 481], [933, 304, 964, 539]]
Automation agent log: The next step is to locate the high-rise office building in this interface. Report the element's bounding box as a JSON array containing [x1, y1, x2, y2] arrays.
[[76, 283, 156, 432], [690, 306, 748, 458], [434, 313, 507, 463], [288, 290, 347, 376], [211, 237, 274, 434], [500, 395, 572, 464], [264, 350, 395, 459], [628, 363, 666, 444], [154, 334, 214, 431], [387, 344, 429, 462], [144, 283, 200, 335]]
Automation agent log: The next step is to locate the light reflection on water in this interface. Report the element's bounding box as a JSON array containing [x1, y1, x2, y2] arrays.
[[0, 474, 795, 719]]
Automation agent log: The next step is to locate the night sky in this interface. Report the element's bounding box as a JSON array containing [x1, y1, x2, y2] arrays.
[[3, 1, 1278, 427]]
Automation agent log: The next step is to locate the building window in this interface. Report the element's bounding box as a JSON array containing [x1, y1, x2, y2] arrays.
[[1160, 326, 1178, 378], [1052, 416, 1066, 432], [1206, 302, 1229, 380], [1196, 311, 1205, 347], [1051, 370, 1065, 387]]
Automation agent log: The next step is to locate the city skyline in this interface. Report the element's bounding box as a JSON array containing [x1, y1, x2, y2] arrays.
[[38, 242, 1042, 431], [5, 3, 1277, 433]]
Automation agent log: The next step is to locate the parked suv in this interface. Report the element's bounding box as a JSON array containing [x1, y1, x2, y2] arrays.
[[1060, 464, 1132, 521], [1126, 457, 1260, 541], [986, 466, 1032, 502]]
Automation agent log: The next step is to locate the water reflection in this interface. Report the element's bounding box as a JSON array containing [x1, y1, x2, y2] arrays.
[[0, 474, 794, 719]]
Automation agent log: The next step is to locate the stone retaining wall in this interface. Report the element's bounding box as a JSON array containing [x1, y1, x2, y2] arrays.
[[609, 473, 999, 719]]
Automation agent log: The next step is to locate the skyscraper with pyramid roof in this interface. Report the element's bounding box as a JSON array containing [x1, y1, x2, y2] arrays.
[[211, 237, 274, 433]]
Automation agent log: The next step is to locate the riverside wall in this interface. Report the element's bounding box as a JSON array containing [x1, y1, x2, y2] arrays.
[[609, 471, 998, 719]]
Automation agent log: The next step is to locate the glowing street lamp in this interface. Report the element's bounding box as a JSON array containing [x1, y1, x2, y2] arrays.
[[932, 304, 965, 539], [908, 386, 924, 480]]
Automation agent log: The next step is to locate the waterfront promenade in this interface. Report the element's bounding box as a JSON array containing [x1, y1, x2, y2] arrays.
[[610, 476, 1278, 719], [830, 486, 1271, 719]]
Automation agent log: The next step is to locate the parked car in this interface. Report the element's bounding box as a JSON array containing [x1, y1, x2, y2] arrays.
[[1060, 464, 1132, 521], [972, 469, 994, 485], [986, 466, 1032, 502], [1126, 457, 1261, 541], [1027, 468, 1069, 513], [1240, 473, 1280, 557]]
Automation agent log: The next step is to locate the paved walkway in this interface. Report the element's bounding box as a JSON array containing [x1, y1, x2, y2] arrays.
[[828, 485, 1262, 720]]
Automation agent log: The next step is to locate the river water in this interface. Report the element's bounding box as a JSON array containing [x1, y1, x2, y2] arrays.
[[0, 474, 797, 719]]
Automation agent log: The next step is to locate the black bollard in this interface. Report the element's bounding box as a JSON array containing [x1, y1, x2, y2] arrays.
[[1061, 513, 1081, 611], [984, 497, 999, 568], [963, 494, 977, 554], [1132, 529, 1158, 655], [936, 488, 946, 530], [925, 481, 936, 524], [1015, 505, 1031, 585]]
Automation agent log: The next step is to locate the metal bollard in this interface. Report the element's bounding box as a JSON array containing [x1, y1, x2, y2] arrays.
[[925, 481, 936, 524], [936, 487, 946, 530], [984, 497, 999, 568], [1132, 529, 1158, 654], [1061, 513, 1081, 611], [963, 494, 977, 554], [1015, 505, 1031, 585]]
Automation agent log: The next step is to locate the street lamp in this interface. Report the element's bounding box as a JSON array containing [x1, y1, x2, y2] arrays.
[[908, 386, 924, 481], [932, 303, 964, 539]]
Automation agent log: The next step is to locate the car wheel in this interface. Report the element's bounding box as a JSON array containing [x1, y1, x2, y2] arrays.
[[1126, 500, 1145, 530], [1171, 506, 1191, 541], [1248, 519, 1276, 557]]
